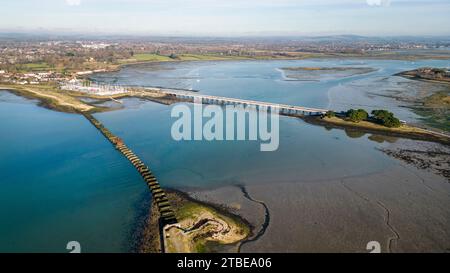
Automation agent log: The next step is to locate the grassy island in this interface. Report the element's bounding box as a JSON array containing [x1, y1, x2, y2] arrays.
[[140, 190, 251, 253], [303, 108, 450, 145]]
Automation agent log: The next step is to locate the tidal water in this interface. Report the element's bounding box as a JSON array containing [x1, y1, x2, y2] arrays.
[[1, 59, 448, 252], [0, 92, 149, 253]]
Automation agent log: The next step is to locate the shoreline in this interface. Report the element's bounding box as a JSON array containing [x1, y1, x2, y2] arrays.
[[0, 84, 181, 114], [1, 69, 448, 250], [139, 188, 252, 253], [2, 82, 450, 146], [87, 51, 450, 80], [301, 116, 450, 146], [395, 71, 450, 86]]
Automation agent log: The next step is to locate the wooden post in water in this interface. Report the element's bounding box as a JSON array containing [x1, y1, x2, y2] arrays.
[[82, 113, 177, 225]]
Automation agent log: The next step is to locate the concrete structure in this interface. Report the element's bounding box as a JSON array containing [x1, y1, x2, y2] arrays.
[[161, 90, 328, 116], [82, 113, 177, 224]]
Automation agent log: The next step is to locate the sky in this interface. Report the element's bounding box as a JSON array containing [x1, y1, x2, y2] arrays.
[[0, 0, 449, 36]]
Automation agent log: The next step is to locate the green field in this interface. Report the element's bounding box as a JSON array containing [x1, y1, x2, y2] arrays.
[[118, 53, 173, 64], [119, 53, 249, 64], [19, 62, 53, 72], [177, 54, 240, 61]]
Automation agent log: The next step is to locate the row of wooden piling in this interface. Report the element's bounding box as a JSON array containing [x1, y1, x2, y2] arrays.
[[82, 113, 177, 224]]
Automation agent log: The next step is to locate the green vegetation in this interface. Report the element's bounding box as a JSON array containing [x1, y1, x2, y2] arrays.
[[412, 91, 450, 132], [119, 53, 246, 64], [17, 62, 53, 72], [325, 110, 336, 118], [177, 54, 240, 61], [342, 108, 401, 128], [346, 109, 368, 122], [423, 91, 450, 107], [131, 53, 173, 62], [371, 110, 401, 128], [164, 191, 250, 253]]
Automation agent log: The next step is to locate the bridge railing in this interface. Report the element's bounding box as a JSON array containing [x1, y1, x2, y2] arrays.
[[160, 90, 328, 115]]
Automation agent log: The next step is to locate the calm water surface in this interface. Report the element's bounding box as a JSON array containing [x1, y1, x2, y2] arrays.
[[1, 59, 448, 252]]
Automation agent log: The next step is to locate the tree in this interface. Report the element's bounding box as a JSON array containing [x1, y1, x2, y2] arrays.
[[382, 116, 401, 128], [371, 110, 401, 128], [371, 110, 391, 120], [346, 109, 368, 122]]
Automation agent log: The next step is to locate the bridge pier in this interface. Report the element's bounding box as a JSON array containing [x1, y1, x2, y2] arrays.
[[164, 91, 327, 117]]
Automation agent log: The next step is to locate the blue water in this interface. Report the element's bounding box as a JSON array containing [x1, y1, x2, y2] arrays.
[[95, 59, 450, 110], [1, 58, 449, 252], [94, 100, 391, 189], [0, 92, 149, 253], [92, 59, 450, 189]]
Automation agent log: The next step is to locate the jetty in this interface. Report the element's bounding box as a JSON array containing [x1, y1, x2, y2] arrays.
[[82, 113, 177, 224]]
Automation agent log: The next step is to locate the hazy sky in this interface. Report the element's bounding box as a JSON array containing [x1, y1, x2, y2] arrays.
[[0, 0, 449, 36]]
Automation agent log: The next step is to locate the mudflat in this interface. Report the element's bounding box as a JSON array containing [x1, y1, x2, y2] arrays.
[[188, 152, 450, 253]]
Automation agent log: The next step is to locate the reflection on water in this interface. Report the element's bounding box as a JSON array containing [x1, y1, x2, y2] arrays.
[[342, 129, 399, 143], [91, 59, 446, 190], [368, 134, 399, 144], [94, 99, 397, 189], [344, 129, 366, 139], [1, 58, 447, 252]]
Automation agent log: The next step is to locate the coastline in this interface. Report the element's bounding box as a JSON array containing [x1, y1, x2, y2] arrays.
[[2, 81, 449, 146], [2, 61, 445, 251], [395, 71, 450, 86], [0, 84, 180, 114], [171, 166, 450, 253], [139, 189, 252, 253], [87, 50, 450, 80], [0, 58, 448, 252], [301, 116, 450, 146]]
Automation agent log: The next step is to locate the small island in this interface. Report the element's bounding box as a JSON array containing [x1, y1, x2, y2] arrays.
[[140, 190, 251, 253], [396, 67, 450, 84], [280, 66, 377, 81], [302, 108, 450, 145]]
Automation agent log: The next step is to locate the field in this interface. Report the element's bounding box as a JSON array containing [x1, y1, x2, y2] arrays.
[[18, 62, 54, 72]]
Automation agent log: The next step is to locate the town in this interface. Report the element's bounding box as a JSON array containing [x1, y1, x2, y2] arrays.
[[2, 35, 450, 89]]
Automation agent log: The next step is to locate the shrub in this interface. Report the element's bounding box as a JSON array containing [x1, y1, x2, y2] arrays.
[[371, 110, 401, 128], [346, 109, 368, 122], [372, 110, 391, 120], [382, 116, 401, 128]]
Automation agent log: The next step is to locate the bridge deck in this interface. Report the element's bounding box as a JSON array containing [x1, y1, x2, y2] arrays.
[[160, 90, 328, 115]]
